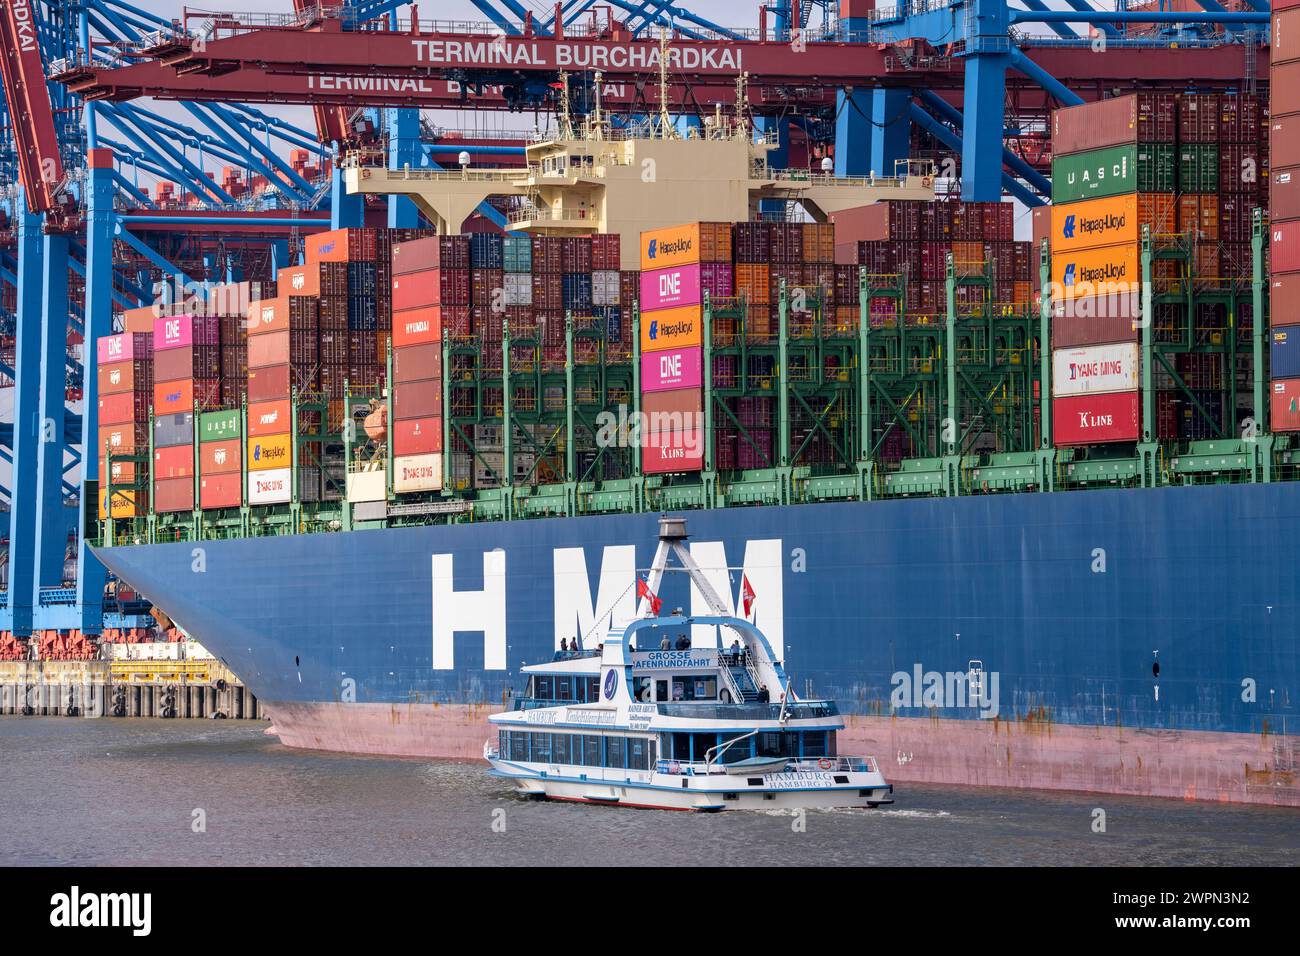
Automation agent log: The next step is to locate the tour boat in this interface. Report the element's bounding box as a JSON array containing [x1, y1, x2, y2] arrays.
[[484, 517, 894, 811]]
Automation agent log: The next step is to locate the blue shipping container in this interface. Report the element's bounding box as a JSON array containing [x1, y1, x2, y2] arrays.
[[1273, 328, 1300, 379]]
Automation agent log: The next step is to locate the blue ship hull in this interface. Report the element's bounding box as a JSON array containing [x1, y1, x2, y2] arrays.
[[92, 482, 1300, 803]]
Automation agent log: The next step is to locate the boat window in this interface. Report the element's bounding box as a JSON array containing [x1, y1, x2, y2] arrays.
[[627, 737, 648, 771], [534, 676, 553, 700], [655, 679, 668, 702], [670, 732, 691, 761], [587, 677, 600, 701], [719, 735, 753, 763], [756, 731, 793, 758], [693, 733, 719, 762], [583, 735, 601, 767], [533, 733, 553, 762], [801, 732, 828, 758], [554, 734, 572, 763], [509, 731, 528, 762], [557, 677, 573, 702], [605, 736, 625, 769]]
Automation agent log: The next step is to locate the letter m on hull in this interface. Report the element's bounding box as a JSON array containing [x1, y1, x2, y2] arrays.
[[688, 540, 784, 658], [553, 546, 636, 651], [431, 551, 507, 669]]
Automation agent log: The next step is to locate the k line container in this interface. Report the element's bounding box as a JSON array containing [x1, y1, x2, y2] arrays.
[[200, 439, 241, 475], [640, 264, 702, 311], [1052, 342, 1140, 397], [1050, 243, 1141, 300], [1053, 391, 1141, 445], [641, 347, 703, 392], [247, 399, 291, 437], [247, 433, 292, 472], [248, 467, 293, 505], [393, 417, 444, 456], [641, 427, 704, 474], [200, 473, 243, 509], [393, 453, 444, 492], [640, 304, 703, 353]]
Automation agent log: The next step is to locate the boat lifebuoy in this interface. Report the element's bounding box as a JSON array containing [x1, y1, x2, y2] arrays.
[[361, 168, 371, 180], [921, 177, 932, 189], [818, 758, 834, 770]]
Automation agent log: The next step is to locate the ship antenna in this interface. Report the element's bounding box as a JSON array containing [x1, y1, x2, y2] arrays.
[[558, 70, 574, 139], [593, 70, 605, 141], [733, 71, 751, 139], [656, 27, 676, 140]]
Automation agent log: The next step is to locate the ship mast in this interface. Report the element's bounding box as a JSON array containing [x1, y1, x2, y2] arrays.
[[557, 70, 574, 140], [656, 28, 676, 140]]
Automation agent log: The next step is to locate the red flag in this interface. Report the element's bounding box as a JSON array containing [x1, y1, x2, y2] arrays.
[[741, 574, 756, 617], [637, 577, 663, 615]]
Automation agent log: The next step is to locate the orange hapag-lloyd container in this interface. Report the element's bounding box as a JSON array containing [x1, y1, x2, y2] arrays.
[[1049, 193, 1176, 255], [640, 304, 703, 353], [638, 222, 731, 271], [1050, 242, 1141, 299]]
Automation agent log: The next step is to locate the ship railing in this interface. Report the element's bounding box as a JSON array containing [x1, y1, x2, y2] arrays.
[[654, 759, 730, 776], [657, 700, 839, 720], [789, 755, 878, 774]]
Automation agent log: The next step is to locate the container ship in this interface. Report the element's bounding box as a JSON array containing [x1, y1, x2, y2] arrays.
[[84, 90, 1300, 808]]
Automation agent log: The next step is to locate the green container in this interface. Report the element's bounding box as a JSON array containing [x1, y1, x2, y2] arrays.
[[503, 233, 533, 274], [199, 408, 241, 443], [1178, 144, 1220, 193], [1052, 143, 1175, 204]]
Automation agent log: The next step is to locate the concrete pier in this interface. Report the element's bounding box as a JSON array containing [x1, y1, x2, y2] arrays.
[[0, 659, 265, 720]]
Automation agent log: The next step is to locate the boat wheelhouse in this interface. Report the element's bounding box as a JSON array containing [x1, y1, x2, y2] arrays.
[[484, 518, 893, 811]]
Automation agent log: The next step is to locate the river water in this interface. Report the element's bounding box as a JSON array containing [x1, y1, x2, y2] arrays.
[[2, 719, 1297, 867]]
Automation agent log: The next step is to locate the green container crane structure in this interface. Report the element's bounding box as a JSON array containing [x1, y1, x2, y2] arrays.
[[101, 212, 1285, 545]]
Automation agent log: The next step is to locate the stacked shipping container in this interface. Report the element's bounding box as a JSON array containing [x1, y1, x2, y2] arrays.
[[1273, 6, 1300, 429], [1050, 91, 1267, 444], [389, 236, 450, 493], [96, 332, 152, 518], [151, 314, 221, 512], [199, 408, 242, 509], [637, 222, 726, 473]]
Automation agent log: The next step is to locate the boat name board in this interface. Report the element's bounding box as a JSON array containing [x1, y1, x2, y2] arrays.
[[638, 650, 716, 669], [628, 703, 656, 730], [562, 708, 618, 726], [763, 771, 838, 789]]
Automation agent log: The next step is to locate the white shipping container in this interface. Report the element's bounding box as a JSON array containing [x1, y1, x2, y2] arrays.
[[346, 468, 387, 502], [248, 467, 293, 505], [593, 270, 620, 306], [504, 273, 533, 306], [1052, 342, 1140, 397], [394, 453, 443, 492]]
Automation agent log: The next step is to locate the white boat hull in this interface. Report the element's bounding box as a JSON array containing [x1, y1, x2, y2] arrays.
[[489, 761, 894, 812]]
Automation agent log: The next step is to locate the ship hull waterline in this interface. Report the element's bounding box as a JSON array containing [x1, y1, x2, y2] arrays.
[[92, 481, 1300, 808]]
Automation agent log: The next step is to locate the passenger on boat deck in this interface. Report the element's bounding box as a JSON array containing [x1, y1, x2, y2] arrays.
[[675, 634, 690, 650], [660, 635, 671, 650], [729, 639, 741, 664], [556, 638, 568, 661], [570, 640, 580, 657], [757, 685, 770, 703]]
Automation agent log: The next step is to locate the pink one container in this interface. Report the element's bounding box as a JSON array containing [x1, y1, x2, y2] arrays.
[[641, 346, 702, 392], [640, 263, 702, 311]]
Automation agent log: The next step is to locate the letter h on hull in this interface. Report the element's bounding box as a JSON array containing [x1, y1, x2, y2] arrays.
[[432, 551, 507, 669]]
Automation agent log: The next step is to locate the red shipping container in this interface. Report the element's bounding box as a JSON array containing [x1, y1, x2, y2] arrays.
[[306, 227, 376, 263], [1271, 272, 1300, 327], [392, 306, 443, 347], [153, 344, 220, 381], [394, 343, 441, 383], [1177, 93, 1220, 143], [154, 378, 221, 415], [1271, 167, 1300, 221], [1275, 8, 1300, 67], [99, 422, 150, 455], [642, 427, 704, 474], [153, 477, 195, 513], [393, 416, 444, 456], [200, 439, 242, 475], [391, 235, 470, 274], [1054, 391, 1140, 445], [153, 444, 194, 480], [1273, 61, 1300, 118], [97, 360, 151, 396], [1272, 114, 1300, 170], [247, 364, 291, 402], [200, 473, 243, 510], [1272, 378, 1300, 430], [394, 380, 443, 419], [1272, 221, 1300, 273], [98, 391, 149, 425], [277, 263, 320, 297]]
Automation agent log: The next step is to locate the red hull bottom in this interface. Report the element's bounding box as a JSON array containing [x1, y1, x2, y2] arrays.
[[264, 701, 1300, 808]]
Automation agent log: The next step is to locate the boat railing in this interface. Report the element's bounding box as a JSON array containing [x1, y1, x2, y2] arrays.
[[789, 755, 878, 774], [656, 700, 839, 720], [654, 759, 729, 776]]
